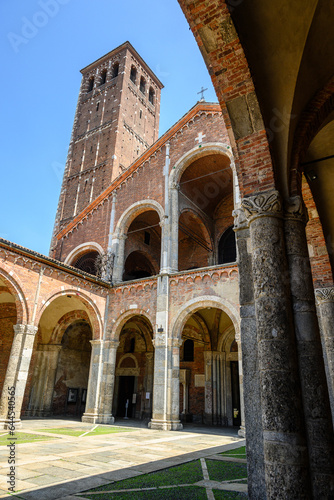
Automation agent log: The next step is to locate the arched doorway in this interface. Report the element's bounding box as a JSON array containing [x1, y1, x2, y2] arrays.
[[179, 306, 240, 426], [113, 315, 154, 420]]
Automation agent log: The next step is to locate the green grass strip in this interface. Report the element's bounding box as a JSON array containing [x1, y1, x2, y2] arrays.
[[213, 490, 248, 499], [0, 432, 57, 445], [80, 485, 207, 499], [36, 426, 133, 437], [88, 460, 203, 492], [206, 459, 247, 482], [220, 446, 246, 459]]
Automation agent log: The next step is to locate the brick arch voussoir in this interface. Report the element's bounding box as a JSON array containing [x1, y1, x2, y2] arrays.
[[171, 295, 240, 343], [110, 309, 155, 343], [50, 310, 91, 345], [35, 289, 103, 340], [0, 266, 28, 324], [169, 143, 234, 190], [115, 200, 165, 237], [290, 76, 334, 196]]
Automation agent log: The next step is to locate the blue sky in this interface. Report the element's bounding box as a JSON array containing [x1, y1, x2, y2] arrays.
[[1, 0, 217, 256]]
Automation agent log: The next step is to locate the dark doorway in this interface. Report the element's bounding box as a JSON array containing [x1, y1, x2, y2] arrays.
[[117, 376, 135, 417], [230, 361, 241, 426]]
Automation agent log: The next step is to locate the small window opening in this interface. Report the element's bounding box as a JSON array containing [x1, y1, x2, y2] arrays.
[[90, 145, 93, 152], [140, 76, 146, 94], [183, 339, 194, 362], [139, 109, 142, 119], [96, 102, 100, 112], [130, 338, 135, 353], [112, 62, 119, 78], [144, 231, 151, 245], [87, 77, 94, 93], [149, 87, 155, 105], [130, 66, 137, 84], [100, 69, 107, 86]]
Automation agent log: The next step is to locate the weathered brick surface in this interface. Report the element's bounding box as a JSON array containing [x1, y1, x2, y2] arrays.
[[302, 175, 333, 286]]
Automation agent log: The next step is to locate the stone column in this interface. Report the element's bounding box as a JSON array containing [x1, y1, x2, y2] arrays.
[[82, 340, 103, 423], [180, 368, 190, 415], [82, 339, 119, 424], [233, 207, 265, 496], [26, 344, 61, 416], [315, 286, 334, 422], [112, 234, 127, 283], [144, 352, 154, 415], [170, 185, 179, 272], [241, 191, 311, 499], [284, 196, 334, 496], [160, 219, 170, 274], [237, 343, 246, 437], [203, 350, 213, 424], [97, 339, 119, 424], [0, 324, 38, 429]]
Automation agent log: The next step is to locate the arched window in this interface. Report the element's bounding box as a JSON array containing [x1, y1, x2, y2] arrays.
[[149, 87, 155, 105], [100, 69, 107, 86], [87, 77, 94, 93], [218, 226, 237, 264], [72, 251, 99, 275], [183, 339, 194, 362], [112, 62, 119, 78], [140, 76, 146, 94], [130, 66, 137, 84]]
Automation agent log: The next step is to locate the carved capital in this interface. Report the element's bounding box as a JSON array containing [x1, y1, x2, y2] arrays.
[[104, 339, 120, 349], [232, 207, 248, 230], [13, 324, 38, 336], [171, 182, 180, 190], [315, 287, 334, 304], [241, 191, 282, 221], [152, 331, 165, 348], [284, 196, 308, 224], [171, 337, 182, 348]]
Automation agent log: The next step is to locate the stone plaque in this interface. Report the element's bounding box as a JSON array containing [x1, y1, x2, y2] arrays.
[[194, 374, 205, 387]]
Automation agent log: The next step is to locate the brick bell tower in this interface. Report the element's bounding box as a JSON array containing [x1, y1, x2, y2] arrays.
[[50, 41, 163, 257]]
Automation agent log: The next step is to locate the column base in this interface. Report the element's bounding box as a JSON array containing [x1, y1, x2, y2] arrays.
[[148, 418, 183, 431], [238, 425, 246, 438], [82, 412, 115, 424], [0, 418, 22, 430]]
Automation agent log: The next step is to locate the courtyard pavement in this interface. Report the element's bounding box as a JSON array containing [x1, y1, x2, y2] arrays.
[[0, 418, 245, 500]]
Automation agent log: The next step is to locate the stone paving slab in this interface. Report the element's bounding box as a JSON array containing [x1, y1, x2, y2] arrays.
[[0, 418, 245, 499]]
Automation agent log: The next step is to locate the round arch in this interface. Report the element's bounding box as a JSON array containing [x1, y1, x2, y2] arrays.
[[110, 308, 155, 343], [64, 242, 104, 266], [0, 267, 28, 324], [50, 310, 91, 345], [169, 143, 235, 189], [35, 289, 103, 339], [114, 200, 164, 237], [171, 295, 240, 342]]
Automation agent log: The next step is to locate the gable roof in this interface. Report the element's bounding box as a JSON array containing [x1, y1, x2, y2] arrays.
[[57, 101, 221, 240]]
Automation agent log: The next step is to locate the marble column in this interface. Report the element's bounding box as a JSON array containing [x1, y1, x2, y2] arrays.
[[241, 191, 311, 499], [144, 352, 154, 415], [284, 196, 334, 497], [0, 324, 38, 429], [26, 344, 61, 416], [315, 286, 334, 423]]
